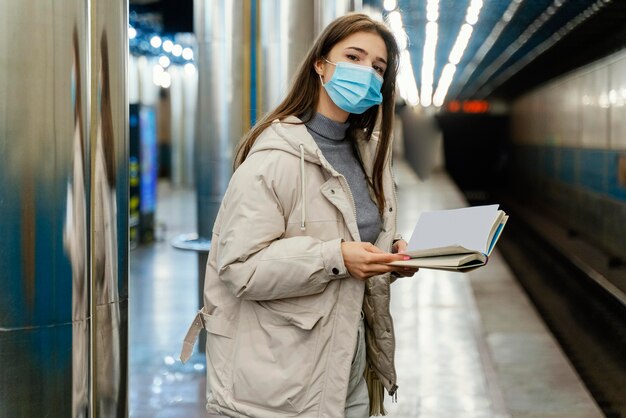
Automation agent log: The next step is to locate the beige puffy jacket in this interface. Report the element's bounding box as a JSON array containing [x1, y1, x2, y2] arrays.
[[181, 116, 400, 417]]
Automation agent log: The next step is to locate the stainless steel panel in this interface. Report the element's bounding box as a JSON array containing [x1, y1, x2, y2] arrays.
[[260, 0, 315, 112], [91, 0, 129, 415], [314, 0, 354, 37], [580, 64, 610, 149], [609, 52, 626, 150], [0, 0, 90, 416], [194, 0, 247, 238]]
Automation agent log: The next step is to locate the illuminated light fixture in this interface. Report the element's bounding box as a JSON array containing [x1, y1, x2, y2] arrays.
[[432, 63, 456, 107], [182, 47, 194, 61], [432, 0, 482, 107], [448, 24, 473, 65], [462, 100, 489, 113], [387, 10, 403, 30], [162, 40, 174, 53], [477, 0, 612, 99], [465, 0, 483, 25], [384, 10, 416, 104], [451, 0, 522, 100], [150, 35, 162, 49], [420, 0, 440, 106], [420, 1, 439, 108], [448, 101, 461, 112], [159, 71, 172, 89], [383, 0, 397, 11], [153, 64, 171, 88], [129, 26, 137, 40], [172, 44, 183, 57], [152, 64, 164, 86], [394, 29, 408, 50], [184, 62, 197, 76], [158, 55, 170, 68], [446, 100, 489, 113], [398, 49, 419, 106], [465, 0, 565, 99], [426, 0, 439, 22]]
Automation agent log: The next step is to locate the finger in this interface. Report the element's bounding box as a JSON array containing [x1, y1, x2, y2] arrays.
[[368, 252, 409, 264], [366, 263, 406, 275], [396, 241, 408, 253], [364, 243, 385, 254]]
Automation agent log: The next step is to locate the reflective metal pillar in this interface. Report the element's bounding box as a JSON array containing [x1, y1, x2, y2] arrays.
[[91, 0, 129, 416], [0, 1, 91, 416], [259, 0, 315, 111], [194, 0, 248, 240], [259, 0, 359, 113], [193, 0, 250, 351], [0, 0, 128, 416]]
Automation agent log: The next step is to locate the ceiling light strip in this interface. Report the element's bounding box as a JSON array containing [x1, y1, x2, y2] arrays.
[[399, 49, 420, 105], [462, 0, 566, 99], [476, 0, 612, 98], [451, 0, 524, 99], [420, 0, 439, 106], [432, 0, 483, 107], [385, 8, 419, 105]]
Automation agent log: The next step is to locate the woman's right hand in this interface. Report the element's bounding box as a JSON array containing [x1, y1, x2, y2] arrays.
[[341, 242, 410, 281]]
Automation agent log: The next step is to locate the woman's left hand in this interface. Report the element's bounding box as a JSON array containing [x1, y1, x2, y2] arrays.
[[391, 239, 419, 277]]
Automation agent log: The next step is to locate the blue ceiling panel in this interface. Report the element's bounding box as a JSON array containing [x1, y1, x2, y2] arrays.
[[368, 0, 622, 105]]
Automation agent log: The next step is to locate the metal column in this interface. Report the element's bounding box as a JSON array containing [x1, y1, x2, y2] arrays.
[[0, 0, 128, 416], [90, 0, 129, 416]]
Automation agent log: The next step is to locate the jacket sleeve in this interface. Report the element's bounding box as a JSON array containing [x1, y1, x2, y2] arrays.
[[215, 161, 349, 301]]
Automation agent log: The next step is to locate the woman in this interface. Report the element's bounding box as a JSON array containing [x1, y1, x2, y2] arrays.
[[181, 13, 418, 417]]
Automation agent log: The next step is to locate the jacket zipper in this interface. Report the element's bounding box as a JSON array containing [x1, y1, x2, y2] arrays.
[[387, 152, 399, 396], [335, 173, 360, 242]]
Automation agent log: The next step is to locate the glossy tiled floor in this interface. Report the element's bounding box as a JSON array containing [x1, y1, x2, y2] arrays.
[[129, 162, 602, 417], [129, 183, 213, 418]]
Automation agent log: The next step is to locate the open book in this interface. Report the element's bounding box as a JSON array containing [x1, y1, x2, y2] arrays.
[[390, 204, 508, 271]]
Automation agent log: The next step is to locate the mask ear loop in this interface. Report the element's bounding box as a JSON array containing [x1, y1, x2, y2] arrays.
[[319, 57, 336, 86]]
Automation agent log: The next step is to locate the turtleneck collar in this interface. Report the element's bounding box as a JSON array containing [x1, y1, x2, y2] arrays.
[[304, 111, 350, 141]]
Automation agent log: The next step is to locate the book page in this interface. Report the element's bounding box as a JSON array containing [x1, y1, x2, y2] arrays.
[[389, 252, 486, 268], [406, 204, 500, 254]]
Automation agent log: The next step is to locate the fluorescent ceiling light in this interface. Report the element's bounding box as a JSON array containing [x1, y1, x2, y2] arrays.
[[420, 0, 439, 107], [387, 10, 403, 30], [448, 24, 473, 65], [383, 0, 397, 11], [398, 50, 419, 106], [150, 36, 162, 48], [433, 63, 456, 107], [451, 0, 522, 100], [431, 0, 482, 107], [162, 40, 174, 53]]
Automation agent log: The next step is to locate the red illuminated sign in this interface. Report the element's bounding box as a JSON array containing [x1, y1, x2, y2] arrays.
[[447, 100, 489, 113]]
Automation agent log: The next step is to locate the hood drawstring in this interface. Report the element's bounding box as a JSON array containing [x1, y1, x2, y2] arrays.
[[299, 144, 307, 231]]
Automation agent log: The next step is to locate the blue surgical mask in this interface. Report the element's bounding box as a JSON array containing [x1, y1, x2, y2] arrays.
[[321, 59, 384, 114]]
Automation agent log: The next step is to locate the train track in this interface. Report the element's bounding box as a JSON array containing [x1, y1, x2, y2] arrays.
[[498, 213, 626, 418]]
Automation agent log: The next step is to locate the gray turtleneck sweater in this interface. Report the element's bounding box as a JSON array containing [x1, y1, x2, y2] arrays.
[[304, 112, 382, 244]]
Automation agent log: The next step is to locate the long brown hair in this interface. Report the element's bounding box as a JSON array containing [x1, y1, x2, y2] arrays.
[[234, 13, 399, 213]]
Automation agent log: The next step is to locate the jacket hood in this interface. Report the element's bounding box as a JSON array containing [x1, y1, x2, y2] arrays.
[[246, 115, 382, 232], [248, 116, 323, 164]]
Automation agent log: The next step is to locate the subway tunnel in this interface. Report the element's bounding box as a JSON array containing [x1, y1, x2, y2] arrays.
[[1, 0, 625, 417]]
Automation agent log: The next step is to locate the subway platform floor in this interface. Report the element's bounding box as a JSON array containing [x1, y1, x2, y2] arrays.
[[129, 160, 602, 418]]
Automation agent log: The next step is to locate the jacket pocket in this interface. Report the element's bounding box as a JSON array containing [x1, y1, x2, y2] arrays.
[[232, 300, 324, 413], [201, 309, 235, 388]]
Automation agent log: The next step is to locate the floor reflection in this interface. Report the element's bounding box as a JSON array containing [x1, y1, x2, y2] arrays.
[[129, 182, 217, 417]]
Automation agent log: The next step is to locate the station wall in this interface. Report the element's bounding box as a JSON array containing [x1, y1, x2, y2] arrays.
[[510, 48, 626, 257]]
